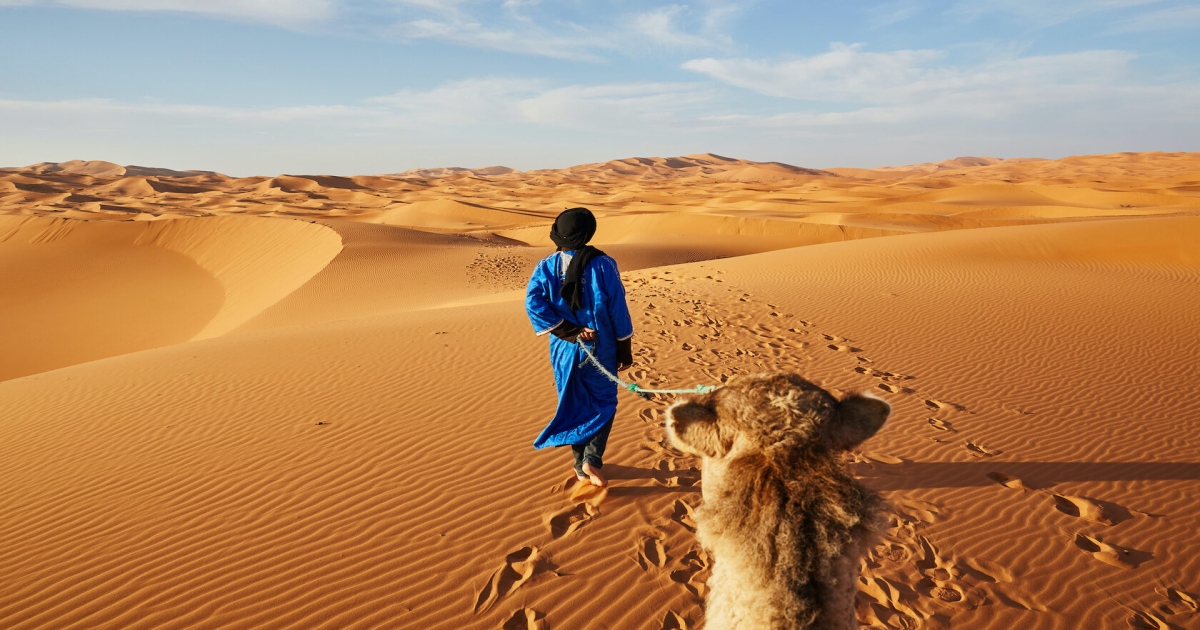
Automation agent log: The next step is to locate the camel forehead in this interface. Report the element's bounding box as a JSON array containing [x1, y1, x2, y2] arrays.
[[715, 374, 837, 432]]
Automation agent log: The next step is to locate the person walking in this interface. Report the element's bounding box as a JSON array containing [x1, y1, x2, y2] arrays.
[[525, 207, 634, 487]]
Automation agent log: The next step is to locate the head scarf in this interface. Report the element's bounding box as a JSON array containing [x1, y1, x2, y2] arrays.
[[550, 207, 606, 311]]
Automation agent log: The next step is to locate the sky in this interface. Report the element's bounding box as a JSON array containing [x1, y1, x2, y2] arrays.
[[0, 0, 1198, 175]]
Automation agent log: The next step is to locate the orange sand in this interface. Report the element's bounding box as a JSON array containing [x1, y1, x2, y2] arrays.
[[2, 152, 1199, 629]]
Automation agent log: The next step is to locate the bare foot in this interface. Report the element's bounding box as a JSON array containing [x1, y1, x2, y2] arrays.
[[574, 470, 590, 483], [582, 462, 607, 487]]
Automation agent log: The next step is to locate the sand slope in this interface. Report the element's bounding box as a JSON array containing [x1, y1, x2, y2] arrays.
[[0, 215, 340, 380], [2, 152, 1199, 630]]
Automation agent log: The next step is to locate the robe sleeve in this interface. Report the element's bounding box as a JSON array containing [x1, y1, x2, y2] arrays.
[[525, 261, 563, 336], [600, 257, 634, 341]]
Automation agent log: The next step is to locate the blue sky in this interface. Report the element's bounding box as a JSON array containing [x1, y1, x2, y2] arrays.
[[1, 0, 1197, 175]]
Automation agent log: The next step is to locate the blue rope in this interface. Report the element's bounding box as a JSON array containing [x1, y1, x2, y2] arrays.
[[576, 339, 717, 400]]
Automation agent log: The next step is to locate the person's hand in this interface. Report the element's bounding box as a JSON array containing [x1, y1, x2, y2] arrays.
[[578, 328, 597, 342], [551, 323, 584, 342]]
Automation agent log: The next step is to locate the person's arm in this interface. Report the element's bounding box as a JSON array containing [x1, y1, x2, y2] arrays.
[[526, 262, 566, 336], [550, 322, 584, 341], [527, 260, 592, 341], [600, 257, 635, 371]]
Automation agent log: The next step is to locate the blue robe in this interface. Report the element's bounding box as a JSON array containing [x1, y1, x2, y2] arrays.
[[525, 251, 634, 449]]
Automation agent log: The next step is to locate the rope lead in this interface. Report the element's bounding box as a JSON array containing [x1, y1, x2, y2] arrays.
[[576, 339, 718, 399]]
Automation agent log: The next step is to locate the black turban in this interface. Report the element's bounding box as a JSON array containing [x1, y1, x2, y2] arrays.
[[550, 207, 605, 311]]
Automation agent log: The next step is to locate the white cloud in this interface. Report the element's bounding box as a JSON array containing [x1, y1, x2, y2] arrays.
[[681, 44, 1200, 130], [0, 96, 367, 125], [368, 78, 546, 124], [0, 77, 717, 133], [701, 1, 747, 34], [0, 0, 336, 27], [500, 0, 539, 12], [3, 69, 1196, 174], [630, 5, 715, 49], [389, 0, 468, 9], [867, 0, 923, 29], [627, 1, 749, 49], [517, 82, 717, 128], [1110, 4, 1200, 31], [384, 0, 749, 60], [683, 44, 946, 102], [390, 15, 608, 61], [499, 0, 539, 24], [367, 77, 717, 129], [0, 77, 737, 174], [947, 0, 1163, 27], [383, 0, 605, 60], [0, 0, 750, 60]]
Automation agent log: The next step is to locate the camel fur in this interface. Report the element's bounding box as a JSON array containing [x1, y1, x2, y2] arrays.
[[666, 373, 891, 630]]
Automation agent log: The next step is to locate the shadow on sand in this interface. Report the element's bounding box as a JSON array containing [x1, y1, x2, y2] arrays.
[[856, 460, 1200, 491]]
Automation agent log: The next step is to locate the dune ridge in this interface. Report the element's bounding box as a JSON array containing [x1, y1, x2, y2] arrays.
[[4, 152, 1197, 237], [1, 152, 1199, 629]]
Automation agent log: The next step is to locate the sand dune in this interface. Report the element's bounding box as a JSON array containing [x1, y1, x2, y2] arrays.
[[872, 156, 1044, 173], [394, 166, 519, 178], [0, 215, 340, 380], [2, 160, 213, 179], [7, 151, 1194, 231], [370, 199, 548, 231], [499, 212, 904, 267], [19, 159, 129, 177], [2, 152, 1199, 630]]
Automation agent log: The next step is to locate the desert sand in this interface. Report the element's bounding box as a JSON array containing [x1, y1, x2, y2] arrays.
[[2, 152, 1199, 629]]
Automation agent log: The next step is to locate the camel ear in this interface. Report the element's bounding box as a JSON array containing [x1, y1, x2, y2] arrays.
[[666, 399, 729, 458], [825, 392, 890, 451]]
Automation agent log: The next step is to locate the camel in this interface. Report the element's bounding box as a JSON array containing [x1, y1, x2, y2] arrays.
[[666, 373, 891, 630]]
